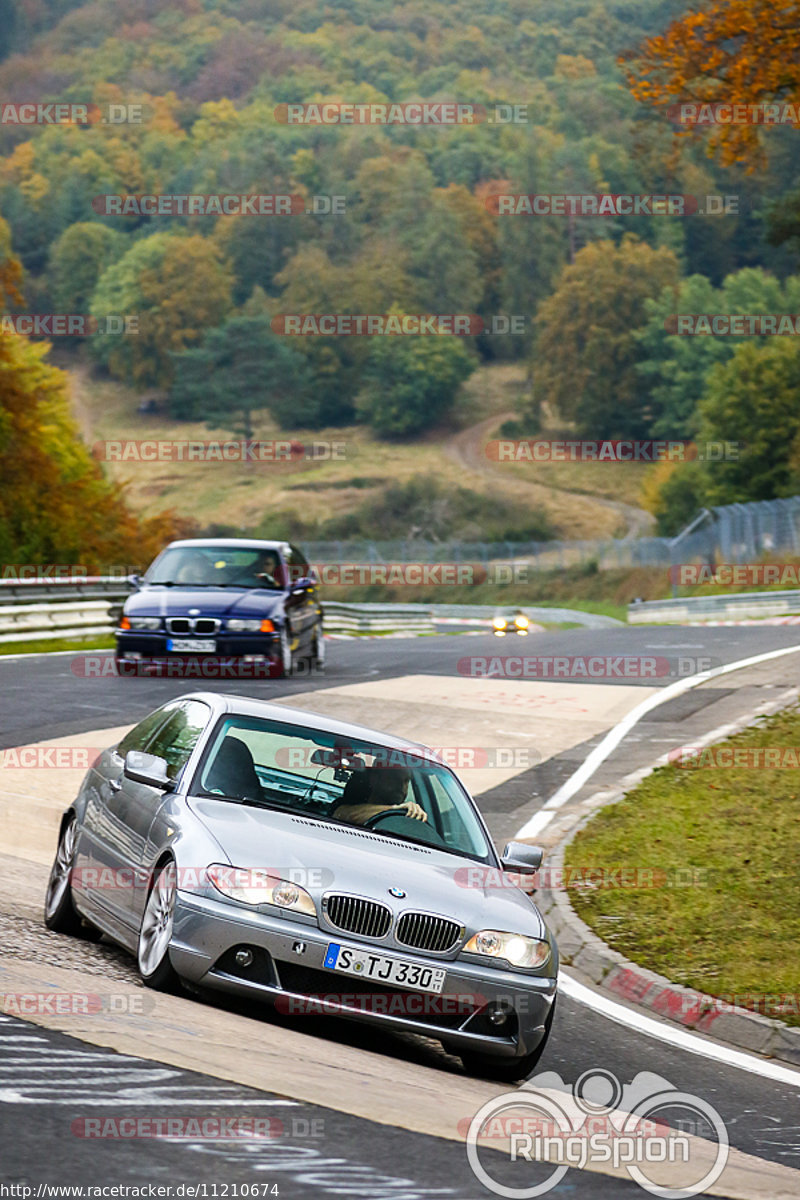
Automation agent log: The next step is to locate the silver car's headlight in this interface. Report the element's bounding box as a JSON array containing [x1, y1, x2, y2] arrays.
[[464, 929, 551, 969], [207, 865, 316, 916], [227, 619, 270, 632], [127, 617, 161, 631]]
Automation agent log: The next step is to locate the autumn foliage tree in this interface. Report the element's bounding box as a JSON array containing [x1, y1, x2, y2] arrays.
[[621, 0, 800, 167], [0, 221, 185, 567], [532, 236, 680, 438]]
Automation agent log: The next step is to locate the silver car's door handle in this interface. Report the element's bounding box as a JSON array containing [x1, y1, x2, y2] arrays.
[[109, 777, 122, 792]]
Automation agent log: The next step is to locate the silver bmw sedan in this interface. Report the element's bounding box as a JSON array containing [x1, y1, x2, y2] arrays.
[[45, 692, 558, 1080]]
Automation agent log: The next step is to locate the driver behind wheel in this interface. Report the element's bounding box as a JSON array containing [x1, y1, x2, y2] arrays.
[[332, 765, 428, 825]]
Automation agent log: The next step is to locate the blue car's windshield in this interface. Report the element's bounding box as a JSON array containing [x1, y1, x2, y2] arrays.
[[193, 716, 493, 861], [147, 546, 283, 589]]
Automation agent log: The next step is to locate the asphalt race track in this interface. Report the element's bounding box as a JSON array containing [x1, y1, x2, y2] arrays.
[[2, 624, 800, 1197]]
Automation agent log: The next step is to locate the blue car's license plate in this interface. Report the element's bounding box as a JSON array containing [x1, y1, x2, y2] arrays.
[[323, 942, 446, 993], [166, 638, 216, 653]]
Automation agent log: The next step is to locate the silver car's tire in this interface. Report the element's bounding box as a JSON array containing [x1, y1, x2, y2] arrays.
[[138, 861, 180, 990], [44, 816, 83, 935]]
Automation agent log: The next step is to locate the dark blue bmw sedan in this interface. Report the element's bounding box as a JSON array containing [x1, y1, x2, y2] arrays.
[[115, 538, 323, 677]]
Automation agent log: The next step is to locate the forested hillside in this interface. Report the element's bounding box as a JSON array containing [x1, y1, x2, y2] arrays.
[[1, 0, 799, 540]]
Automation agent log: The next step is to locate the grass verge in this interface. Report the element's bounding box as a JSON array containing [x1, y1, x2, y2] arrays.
[[565, 705, 800, 1026], [0, 636, 115, 656]]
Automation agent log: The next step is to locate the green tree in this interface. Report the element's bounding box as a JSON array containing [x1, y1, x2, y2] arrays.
[[169, 314, 313, 437], [698, 340, 800, 504], [358, 326, 477, 437], [533, 236, 680, 437], [48, 222, 126, 315], [637, 269, 800, 438]]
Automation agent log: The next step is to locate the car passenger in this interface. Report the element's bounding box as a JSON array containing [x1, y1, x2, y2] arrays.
[[332, 765, 428, 824]]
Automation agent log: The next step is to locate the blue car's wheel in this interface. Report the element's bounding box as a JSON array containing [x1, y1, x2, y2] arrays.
[[276, 626, 293, 678], [311, 623, 325, 669]]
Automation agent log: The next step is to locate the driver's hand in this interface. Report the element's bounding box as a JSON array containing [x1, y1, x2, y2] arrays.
[[401, 801, 428, 822]]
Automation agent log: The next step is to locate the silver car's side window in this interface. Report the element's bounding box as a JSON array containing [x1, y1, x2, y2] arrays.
[[145, 700, 211, 780], [116, 705, 177, 758]]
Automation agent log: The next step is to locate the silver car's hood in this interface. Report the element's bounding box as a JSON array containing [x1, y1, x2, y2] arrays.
[[187, 797, 546, 937]]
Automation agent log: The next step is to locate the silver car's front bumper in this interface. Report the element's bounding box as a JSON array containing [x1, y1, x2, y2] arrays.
[[171, 892, 557, 1059]]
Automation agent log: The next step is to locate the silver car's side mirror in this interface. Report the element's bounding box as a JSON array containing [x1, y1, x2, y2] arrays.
[[500, 841, 544, 874], [127, 573, 142, 590], [124, 750, 171, 790]]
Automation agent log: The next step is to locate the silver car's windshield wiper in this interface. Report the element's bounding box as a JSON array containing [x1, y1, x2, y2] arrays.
[[147, 580, 231, 587]]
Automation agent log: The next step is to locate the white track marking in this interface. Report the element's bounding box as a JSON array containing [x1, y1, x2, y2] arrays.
[[559, 972, 800, 1089], [517, 642, 800, 837]]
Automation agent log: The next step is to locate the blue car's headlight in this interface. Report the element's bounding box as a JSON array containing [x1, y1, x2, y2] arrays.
[[123, 617, 161, 631], [227, 619, 274, 633]]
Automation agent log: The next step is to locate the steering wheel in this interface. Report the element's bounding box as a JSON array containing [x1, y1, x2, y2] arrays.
[[364, 808, 411, 828]]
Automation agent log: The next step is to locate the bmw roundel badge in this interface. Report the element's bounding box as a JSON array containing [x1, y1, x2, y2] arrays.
[[388, 887, 406, 898]]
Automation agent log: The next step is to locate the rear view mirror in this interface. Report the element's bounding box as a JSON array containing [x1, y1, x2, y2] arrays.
[[500, 842, 544, 874], [124, 750, 171, 790]]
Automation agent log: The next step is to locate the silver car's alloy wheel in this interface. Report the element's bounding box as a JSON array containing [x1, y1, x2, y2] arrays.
[[44, 818, 77, 923], [138, 861, 177, 982]]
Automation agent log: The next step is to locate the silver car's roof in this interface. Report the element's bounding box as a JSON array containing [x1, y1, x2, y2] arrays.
[[180, 691, 432, 754]]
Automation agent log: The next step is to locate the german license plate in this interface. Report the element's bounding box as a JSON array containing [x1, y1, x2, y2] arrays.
[[323, 943, 446, 993], [167, 638, 216, 653]]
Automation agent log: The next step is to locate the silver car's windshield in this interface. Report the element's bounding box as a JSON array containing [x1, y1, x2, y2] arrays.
[[193, 716, 492, 861], [146, 546, 283, 589]]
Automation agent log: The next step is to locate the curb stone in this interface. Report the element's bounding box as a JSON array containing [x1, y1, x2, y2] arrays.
[[534, 688, 800, 1069]]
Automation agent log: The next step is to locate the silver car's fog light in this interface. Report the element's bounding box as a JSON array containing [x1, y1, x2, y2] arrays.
[[487, 1005, 510, 1026], [464, 929, 551, 969], [235, 948, 254, 967]]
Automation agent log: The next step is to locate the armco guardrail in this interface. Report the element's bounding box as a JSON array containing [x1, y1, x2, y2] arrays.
[[0, 582, 438, 643], [629, 590, 800, 624], [0, 580, 621, 645], [0, 578, 130, 644]]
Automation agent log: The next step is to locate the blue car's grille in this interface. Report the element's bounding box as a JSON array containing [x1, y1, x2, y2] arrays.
[[396, 912, 461, 953], [166, 617, 220, 635], [325, 894, 392, 939]]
